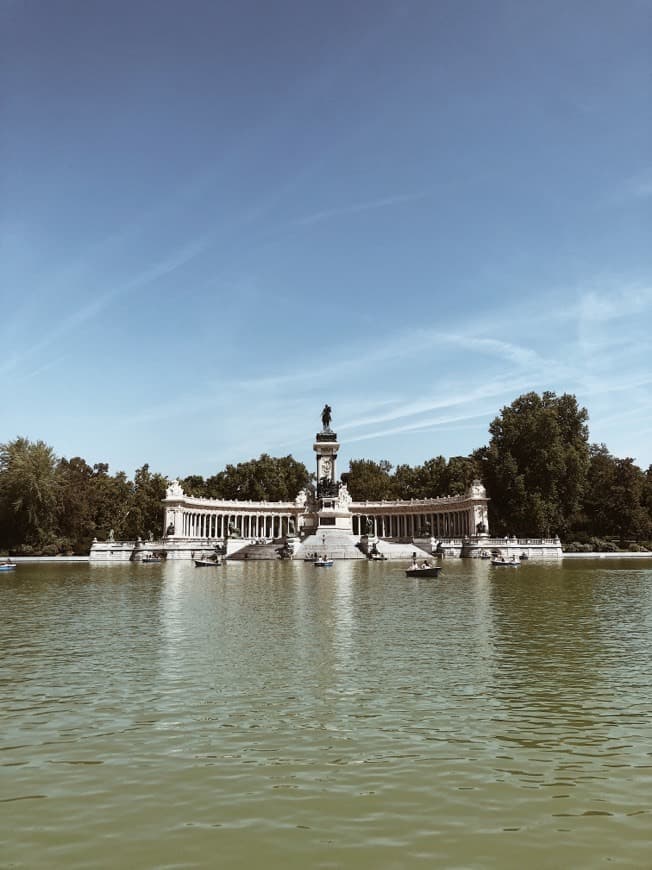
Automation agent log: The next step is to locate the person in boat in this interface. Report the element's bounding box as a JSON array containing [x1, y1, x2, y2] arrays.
[[421, 561, 431, 569]]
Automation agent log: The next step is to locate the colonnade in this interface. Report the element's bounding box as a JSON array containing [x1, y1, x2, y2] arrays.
[[170, 507, 478, 541], [352, 509, 473, 539], [178, 510, 297, 541], [164, 483, 488, 544]]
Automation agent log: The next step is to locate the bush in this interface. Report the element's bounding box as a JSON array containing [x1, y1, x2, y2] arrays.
[[569, 531, 591, 545], [40, 543, 59, 556], [565, 541, 593, 553], [588, 537, 618, 552], [628, 543, 648, 552], [11, 544, 35, 556], [566, 538, 624, 552]]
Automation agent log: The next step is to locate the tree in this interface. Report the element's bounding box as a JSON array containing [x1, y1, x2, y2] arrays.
[[392, 463, 419, 499], [181, 474, 208, 497], [482, 391, 590, 537], [610, 458, 650, 546], [90, 463, 134, 540], [123, 464, 168, 540], [644, 465, 652, 533], [577, 447, 650, 545], [0, 437, 60, 549], [343, 459, 394, 501], [442, 455, 480, 495], [206, 454, 310, 502], [581, 444, 618, 537], [414, 456, 448, 498], [391, 455, 479, 500], [57, 456, 97, 552]]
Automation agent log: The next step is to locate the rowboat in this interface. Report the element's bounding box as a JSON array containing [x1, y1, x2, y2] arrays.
[[194, 558, 223, 567], [0, 563, 16, 572], [490, 558, 520, 567], [314, 558, 333, 567], [405, 565, 441, 578]]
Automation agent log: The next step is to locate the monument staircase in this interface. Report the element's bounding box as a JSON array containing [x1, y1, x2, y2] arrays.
[[227, 540, 285, 560], [295, 530, 366, 561], [362, 538, 432, 561]]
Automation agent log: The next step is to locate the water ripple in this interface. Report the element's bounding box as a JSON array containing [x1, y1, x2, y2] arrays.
[[1, 559, 651, 867]]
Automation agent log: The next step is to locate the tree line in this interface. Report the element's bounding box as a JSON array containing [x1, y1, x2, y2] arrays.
[[1, 391, 651, 554], [342, 392, 651, 549]]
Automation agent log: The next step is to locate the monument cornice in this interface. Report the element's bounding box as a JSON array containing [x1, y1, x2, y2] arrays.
[[350, 494, 489, 512], [163, 494, 301, 511]]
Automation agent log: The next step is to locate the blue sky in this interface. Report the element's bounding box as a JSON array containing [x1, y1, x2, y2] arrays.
[[2, 0, 651, 478]]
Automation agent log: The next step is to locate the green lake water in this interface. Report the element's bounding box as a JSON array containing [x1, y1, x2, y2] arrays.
[[1, 558, 651, 868]]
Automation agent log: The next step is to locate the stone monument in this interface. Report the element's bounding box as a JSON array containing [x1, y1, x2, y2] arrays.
[[312, 405, 353, 533]]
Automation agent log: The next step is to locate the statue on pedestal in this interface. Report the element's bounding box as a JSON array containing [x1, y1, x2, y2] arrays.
[[166, 479, 185, 498], [321, 404, 332, 430], [318, 477, 340, 497]]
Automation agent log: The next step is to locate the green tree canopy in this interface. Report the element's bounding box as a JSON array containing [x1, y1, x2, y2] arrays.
[[206, 454, 310, 502], [442, 455, 481, 496], [181, 474, 208, 497], [57, 456, 97, 551], [580, 448, 650, 543], [123, 464, 168, 540], [343, 459, 394, 501], [89, 463, 134, 540], [481, 391, 590, 537], [0, 437, 59, 549]]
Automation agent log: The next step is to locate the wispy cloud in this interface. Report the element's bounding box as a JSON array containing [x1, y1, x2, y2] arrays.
[[289, 192, 428, 228], [624, 169, 652, 200], [236, 325, 554, 396], [345, 409, 497, 444], [575, 284, 652, 323], [1, 235, 211, 376]]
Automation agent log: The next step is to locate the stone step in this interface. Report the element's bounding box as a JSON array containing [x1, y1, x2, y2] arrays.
[[227, 542, 284, 560], [296, 531, 366, 560]]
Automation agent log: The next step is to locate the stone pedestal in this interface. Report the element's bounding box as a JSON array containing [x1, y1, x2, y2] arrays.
[[313, 427, 353, 533]]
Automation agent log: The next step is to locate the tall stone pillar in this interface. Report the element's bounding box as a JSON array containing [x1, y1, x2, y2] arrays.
[[313, 405, 353, 533]]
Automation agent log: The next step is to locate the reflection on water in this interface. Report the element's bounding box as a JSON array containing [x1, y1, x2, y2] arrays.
[[1, 558, 651, 868]]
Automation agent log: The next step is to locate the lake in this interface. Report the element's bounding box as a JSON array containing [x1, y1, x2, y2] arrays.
[[1, 558, 651, 868]]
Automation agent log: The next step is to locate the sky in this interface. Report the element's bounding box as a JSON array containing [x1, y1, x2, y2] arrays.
[[1, 0, 651, 479]]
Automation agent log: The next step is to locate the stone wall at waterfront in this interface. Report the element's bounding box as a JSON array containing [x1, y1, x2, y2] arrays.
[[89, 537, 250, 562], [89, 534, 564, 561]]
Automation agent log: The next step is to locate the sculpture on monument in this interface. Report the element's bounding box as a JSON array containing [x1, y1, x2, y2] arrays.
[[321, 404, 332, 429], [318, 476, 339, 497], [166, 479, 185, 498], [227, 520, 240, 538]]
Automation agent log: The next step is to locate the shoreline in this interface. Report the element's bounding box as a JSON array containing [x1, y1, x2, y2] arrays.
[[3, 556, 90, 563], [562, 551, 652, 559], [4, 552, 651, 564]]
